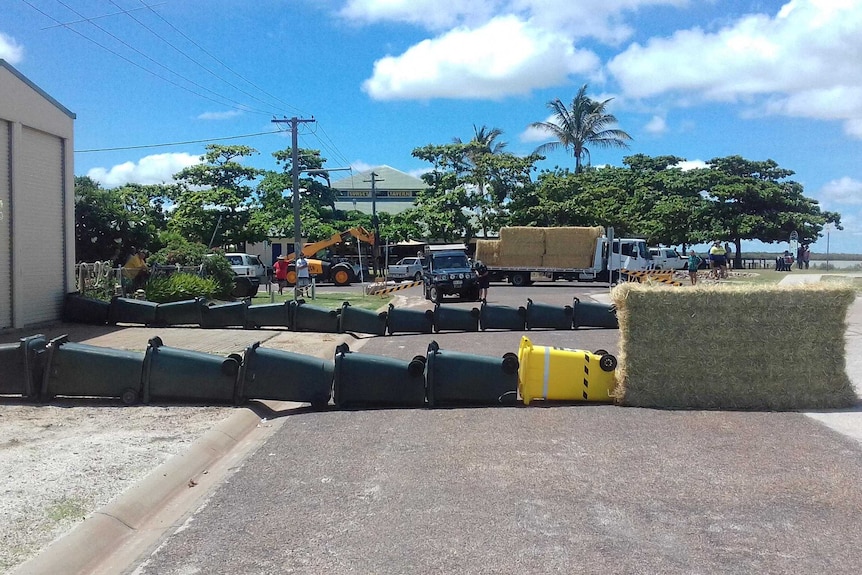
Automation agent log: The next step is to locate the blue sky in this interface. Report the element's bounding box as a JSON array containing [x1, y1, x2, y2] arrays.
[[3, 0, 862, 254]]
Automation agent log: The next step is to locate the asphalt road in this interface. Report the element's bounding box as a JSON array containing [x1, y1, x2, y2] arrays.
[[131, 282, 862, 574]]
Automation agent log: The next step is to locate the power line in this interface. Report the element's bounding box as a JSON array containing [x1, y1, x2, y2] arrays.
[[137, 0, 306, 116], [108, 0, 289, 115], [22, 0, 272, 115], [51, 0, 277, 116], [305, 121, 353, 169], [40, 2, 168, 29], [74, 129, 281, 153]]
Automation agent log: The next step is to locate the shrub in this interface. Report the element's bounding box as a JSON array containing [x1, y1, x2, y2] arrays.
[[145, 273, 219, 303], [151, 240, 209, 266], [201, 254, 235, 299]]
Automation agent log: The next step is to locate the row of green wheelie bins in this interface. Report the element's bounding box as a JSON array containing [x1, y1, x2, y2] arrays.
[[63, 294, 618, 335], [1, 333, 520, 409]]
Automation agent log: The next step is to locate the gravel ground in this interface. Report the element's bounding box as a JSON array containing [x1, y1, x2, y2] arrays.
[[0, 400, 235, 573]]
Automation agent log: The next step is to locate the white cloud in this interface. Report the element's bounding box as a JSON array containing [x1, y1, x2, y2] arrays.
[[0, 32, 24, 64], [644, 115, 667, 134], [519, 114, 555, 143], [673, 159, 707, 171], [339, 0, 498, 30], [340, 0, 687, 43], [87, 153, 201, 187], [363, 15, 600, 100], [607, 0, 862, 136], [818, 176, 862, 205], [197, 110, 244, 120], [350, 160, 373, 172]]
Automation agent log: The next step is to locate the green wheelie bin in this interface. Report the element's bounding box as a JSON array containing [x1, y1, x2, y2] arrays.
[[433, 303, 479, 333], [293, 300, 340, 333], [426, 341, 519, 407], [143, 337, 240, 404], [525, 298, 574, 330], [339, 302, 388, 335], [41, 335, 145, 404], [387, 304, 434, 334], [63, 293, 110, 325], [333, 343, 426, 408], [237, 342, 332, 407], [479, 301, 526, 331], [246, 302, 291, 329], [155, 298, 203, 326], [572, 297, 619, 329], [0, 334, 46, 398]]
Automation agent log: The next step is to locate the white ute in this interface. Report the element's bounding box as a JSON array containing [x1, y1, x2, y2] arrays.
[[648, 247, 686, 270], [387, 256, 425, 281]]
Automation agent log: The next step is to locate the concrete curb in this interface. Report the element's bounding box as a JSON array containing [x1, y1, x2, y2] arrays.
[[12, 331, 367, 575]]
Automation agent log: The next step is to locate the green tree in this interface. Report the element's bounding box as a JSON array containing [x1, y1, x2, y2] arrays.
[[74, 176, 168, 263], [170, 144, 265, 249], [530, 84, 632, 173], [701, 156, 841, 265]]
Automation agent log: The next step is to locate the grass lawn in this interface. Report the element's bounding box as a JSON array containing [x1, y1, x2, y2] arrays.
[[250, 288, 393, 311], [726, 268, 823, 285]]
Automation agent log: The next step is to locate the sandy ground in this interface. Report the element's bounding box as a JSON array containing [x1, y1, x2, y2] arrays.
[[0, 401, 235, 573]]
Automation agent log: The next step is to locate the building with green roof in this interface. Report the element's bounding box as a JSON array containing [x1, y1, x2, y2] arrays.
[[330, 165, 428, 215]]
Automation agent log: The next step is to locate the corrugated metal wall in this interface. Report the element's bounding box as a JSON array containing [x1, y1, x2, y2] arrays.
[[17, 126, 64, 326], [0, 121, 10, 329]]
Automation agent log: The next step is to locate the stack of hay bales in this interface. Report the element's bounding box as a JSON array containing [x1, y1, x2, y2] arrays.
[[543, 226, 603, 269], [498, 227, 545, 267], [474, 239, 500, 266], [477, 226, 604, 268], [612, 282, 856, 410]]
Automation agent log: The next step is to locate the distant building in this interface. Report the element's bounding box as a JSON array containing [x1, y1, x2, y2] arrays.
[[0, 60, 76, 329], [331, 165, 427, 215], [246, 167, 429, 265]]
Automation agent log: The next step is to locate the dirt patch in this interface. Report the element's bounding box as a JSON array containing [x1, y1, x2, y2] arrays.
[[0, 401, 234, 573]]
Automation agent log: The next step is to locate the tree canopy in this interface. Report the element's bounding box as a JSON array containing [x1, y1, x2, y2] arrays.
[[75, 138, 840, 264]]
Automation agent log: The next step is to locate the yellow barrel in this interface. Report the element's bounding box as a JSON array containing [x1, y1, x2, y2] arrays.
[[517, 336, 617, 405]]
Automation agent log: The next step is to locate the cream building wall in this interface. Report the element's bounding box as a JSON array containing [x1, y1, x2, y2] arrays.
[[0, 59, 75, 329]]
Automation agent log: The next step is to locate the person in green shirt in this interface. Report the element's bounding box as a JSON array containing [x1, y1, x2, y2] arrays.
[[687, 250, 702, 285]]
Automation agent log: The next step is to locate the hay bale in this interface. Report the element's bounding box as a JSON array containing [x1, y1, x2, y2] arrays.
[[544, 226, 603, 257], [475, 240, 500, 266], [611, 282, 857, 410], [499, 227, 545, 257]]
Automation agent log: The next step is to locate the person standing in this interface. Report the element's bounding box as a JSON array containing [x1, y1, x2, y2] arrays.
[[273, 255, 289, 295], [122, 249, 150, 291], [474, 260, 490, 301], [724, 242, 733, 272], [687, 250, 702, 285], [802, 244, 811, 269], [295, 254, 310, 296], [708, 241, 727, 279]]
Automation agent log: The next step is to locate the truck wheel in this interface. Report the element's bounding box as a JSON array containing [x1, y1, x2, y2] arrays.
[[413, 271, 423, 282], [231, 277, 252, 298], [429, 286, 441, 304], [510, 273, 530, 287], [285, 270, 297, 286]]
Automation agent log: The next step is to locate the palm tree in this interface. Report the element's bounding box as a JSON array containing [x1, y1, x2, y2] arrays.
[[531, 84, 632, 173], [454, 125, 508, 238], [454, 124, 507, 156]]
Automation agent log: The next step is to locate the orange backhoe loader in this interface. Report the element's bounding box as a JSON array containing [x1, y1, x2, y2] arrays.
[[284, 226, 376, 286]]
